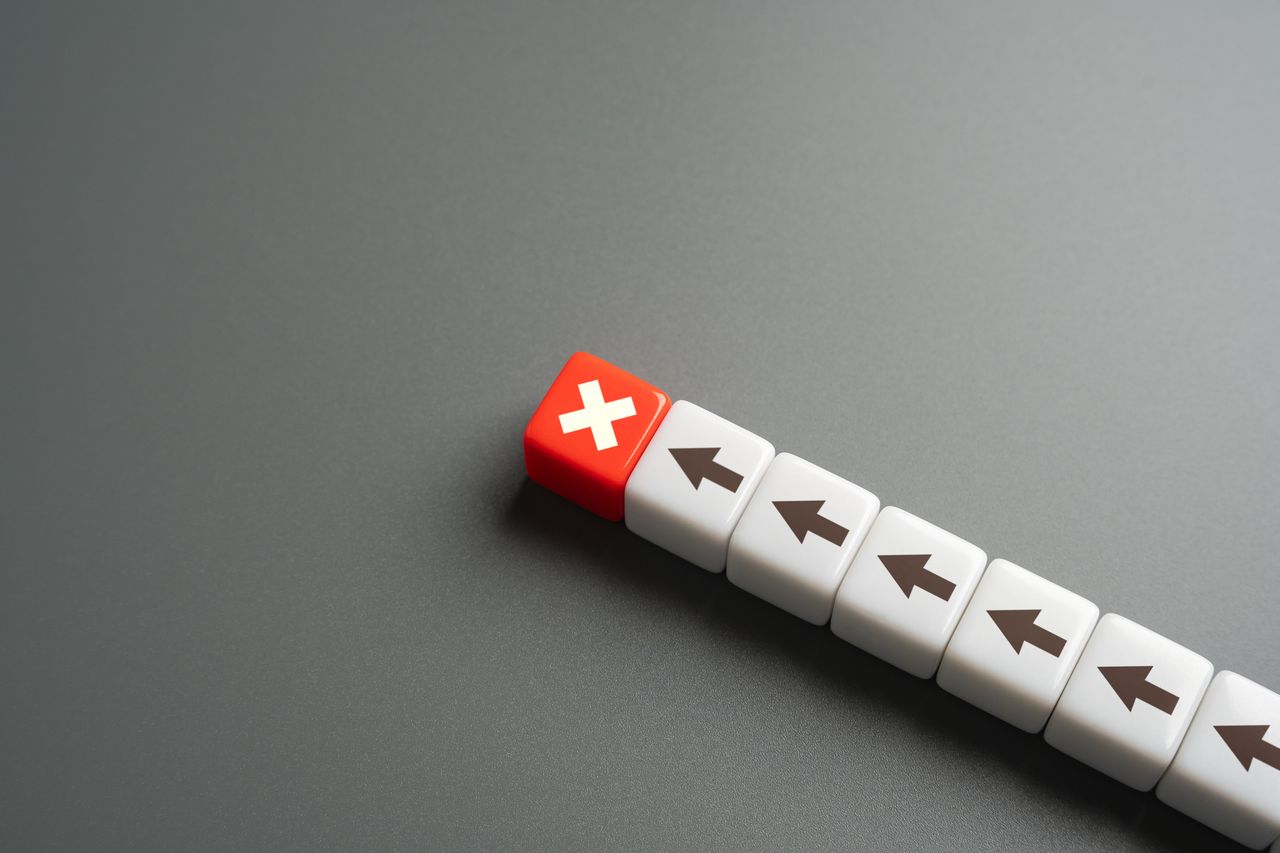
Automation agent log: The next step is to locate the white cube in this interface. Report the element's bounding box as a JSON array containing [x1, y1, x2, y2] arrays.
[[1156, 671, 1280, 849], [1043, 614, 1212, 791], [936, 558, 1099, 733], [624, 401, 774, 572], [830, 506, 986, 678], [726, 453, 879, 625]]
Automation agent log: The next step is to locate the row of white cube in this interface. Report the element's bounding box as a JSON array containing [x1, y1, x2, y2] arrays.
[[622, 400, 1280, 849]]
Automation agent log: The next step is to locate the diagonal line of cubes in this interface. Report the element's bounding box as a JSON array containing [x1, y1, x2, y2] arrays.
[[524, 353, 1280, 850]]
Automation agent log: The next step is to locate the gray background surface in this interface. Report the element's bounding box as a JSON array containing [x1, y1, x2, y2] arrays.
[[3, 1, 1279, 850]]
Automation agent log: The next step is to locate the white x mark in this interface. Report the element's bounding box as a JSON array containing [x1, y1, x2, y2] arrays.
[[558, 380, 636, 451]]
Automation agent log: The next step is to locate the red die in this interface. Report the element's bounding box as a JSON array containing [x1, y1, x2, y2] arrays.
[[524, 352, 671, 521]]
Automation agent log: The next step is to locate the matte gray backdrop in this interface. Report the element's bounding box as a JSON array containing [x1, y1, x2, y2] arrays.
[[3, 2, 1278, 850]]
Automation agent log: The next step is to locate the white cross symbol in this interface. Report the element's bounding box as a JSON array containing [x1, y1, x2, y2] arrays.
[[558, 379, 636, 451]]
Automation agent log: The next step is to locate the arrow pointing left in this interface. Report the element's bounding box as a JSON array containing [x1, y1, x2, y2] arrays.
[[1098, 665, 1180, 715], [772, 500, 849, 546], [878, 554, 956, 601], [669, 447, 744, 493], [1215, 724, 1280, 771], [987, 609, 1067, 657]]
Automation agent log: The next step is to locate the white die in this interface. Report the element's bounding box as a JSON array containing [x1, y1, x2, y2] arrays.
[[624, 401, 774, 572], [830, 507, 986, 678], [936, 558, 1099, 733], [1043, 614, 1212, 791], [726, 453, 879, 625], [1156, 671, 1280, 848]]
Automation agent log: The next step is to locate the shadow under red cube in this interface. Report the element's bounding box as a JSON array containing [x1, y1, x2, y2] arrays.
[[524, 352, 671, 521]]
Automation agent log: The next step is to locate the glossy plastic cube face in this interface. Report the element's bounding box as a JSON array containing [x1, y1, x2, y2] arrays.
[[726, 453, 879, 625], [624, 401, 774, 572], [830, 507, 987, 678], [1156, 671, 1280, 849], [1044, 614, 1213, 791], [936, 558, 1100, 733], [524, 352, 670, 521]]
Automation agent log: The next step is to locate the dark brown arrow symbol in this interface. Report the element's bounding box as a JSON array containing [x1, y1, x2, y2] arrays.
[[669, 447, 743, 493], [878, 554, 955, 602], [987, 609, 1067, 657], [1098, 666, 1179, 714], [772, 500, 849, 546], [1215, 724, 1280, 771]]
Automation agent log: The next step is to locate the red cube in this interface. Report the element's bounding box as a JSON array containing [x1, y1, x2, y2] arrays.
[[524, 352, 671, 521]]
